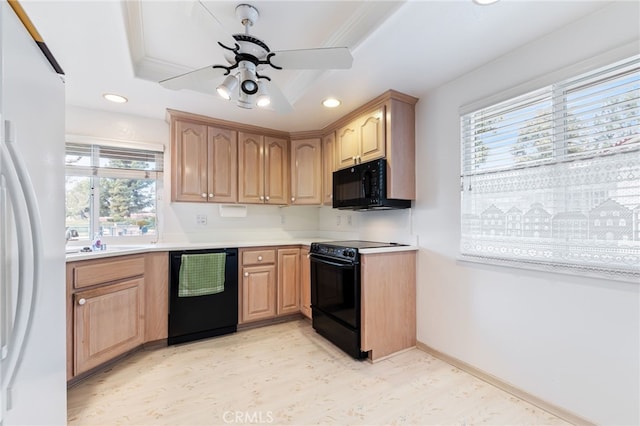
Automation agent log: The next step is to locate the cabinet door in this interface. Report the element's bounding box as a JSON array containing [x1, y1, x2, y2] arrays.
[[358, 106, 386, 164], [172, 120, 209, 202], [290, 138, 321, 205], [74, 279, 144, 375], [144, 252, 168, 342], [336, 122, 359, 169], [264, 136, 289, 205], [241, 264, 277, 323], [208, 126, 238, 203], [322, 132, 336, 206], [238, 132, 265, 203], [299, 246, 311, 319], [277, 248, 300, 316]]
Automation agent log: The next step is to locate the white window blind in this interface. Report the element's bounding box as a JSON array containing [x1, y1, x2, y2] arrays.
[[460, 55, 639, 279]]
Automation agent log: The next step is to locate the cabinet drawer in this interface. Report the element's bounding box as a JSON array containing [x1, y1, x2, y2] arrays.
[[72, 256, 145, 289], [242, 249, 276, 265]]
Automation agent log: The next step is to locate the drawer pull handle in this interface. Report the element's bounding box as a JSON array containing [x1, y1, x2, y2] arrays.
[[258, 255, 263, 261], [78, 298, 86, 306]]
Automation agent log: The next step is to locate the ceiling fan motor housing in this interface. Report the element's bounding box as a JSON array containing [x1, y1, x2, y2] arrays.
[[236, 4, 259, 28]]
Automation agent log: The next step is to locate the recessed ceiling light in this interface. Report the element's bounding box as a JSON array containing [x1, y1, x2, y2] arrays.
[[473, 0, 500, 4], [322, 98, 341, 108], [103, 93, 128, 103]]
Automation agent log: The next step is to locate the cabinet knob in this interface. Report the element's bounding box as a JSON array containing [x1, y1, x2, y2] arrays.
[[258, 255, 263, 261], [209, 193, 214, 198], [244, 272, 249, 277], [78, 298, 86, 306], [291, 197, 295, 202], [260, 195, 264, 201], [201, 193, 207, 198], [265, 196, 270, 201]]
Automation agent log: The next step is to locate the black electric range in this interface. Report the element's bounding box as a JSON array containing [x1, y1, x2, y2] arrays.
[[308, 240, 407, 359], [309, 240, 406, 263]]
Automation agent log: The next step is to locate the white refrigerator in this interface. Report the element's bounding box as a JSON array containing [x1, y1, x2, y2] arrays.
[[0, 1, 66, 425]]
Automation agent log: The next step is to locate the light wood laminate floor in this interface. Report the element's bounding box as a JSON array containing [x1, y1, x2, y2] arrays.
[[68, 320, 568, 425]]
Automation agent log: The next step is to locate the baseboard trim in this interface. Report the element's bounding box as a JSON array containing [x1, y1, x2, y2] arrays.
[[416, 341, 595, 426]]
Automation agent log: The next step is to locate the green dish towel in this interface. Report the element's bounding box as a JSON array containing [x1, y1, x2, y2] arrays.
[[178, 253, 226, 297]]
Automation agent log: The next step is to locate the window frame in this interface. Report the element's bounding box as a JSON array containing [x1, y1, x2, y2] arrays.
[[459, 55, 640, 282], [65, 136, 164, 244]]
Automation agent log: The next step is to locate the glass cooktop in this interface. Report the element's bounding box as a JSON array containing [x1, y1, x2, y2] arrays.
[[317, 240, 407, 249]]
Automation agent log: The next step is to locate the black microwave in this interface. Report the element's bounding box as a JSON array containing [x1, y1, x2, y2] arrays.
[[332, 158, 411, 210]]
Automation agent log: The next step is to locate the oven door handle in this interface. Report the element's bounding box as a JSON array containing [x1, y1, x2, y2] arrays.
[[309, 254, 358, 267]]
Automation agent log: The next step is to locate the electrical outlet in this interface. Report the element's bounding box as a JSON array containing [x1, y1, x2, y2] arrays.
[[336, 215, 342, 226], [196, 214, 207, 226], [347, 215, 352, 226]]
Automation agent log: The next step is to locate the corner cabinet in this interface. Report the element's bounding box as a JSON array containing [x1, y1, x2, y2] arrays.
[[170, 117, 238, 203], [238, 132, 289, 205], [290, 138, 322, 205], [67, 255, 146, 378]]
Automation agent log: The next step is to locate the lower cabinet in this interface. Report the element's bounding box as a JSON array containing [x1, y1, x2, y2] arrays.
[[300, 246, 311, 319], [240, 248, 277, 323], [74, 278, 144, 375], [239, 247, 302, 324], [277, 248, 300, 315], [66, 253, 168, 381]]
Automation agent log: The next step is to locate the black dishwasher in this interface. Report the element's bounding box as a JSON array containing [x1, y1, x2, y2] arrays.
[[168, 248, 238, 345]]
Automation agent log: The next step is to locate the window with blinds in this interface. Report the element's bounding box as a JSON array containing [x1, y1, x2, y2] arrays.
[[460, 55, 639, 279], [65, 141, 164, 241]]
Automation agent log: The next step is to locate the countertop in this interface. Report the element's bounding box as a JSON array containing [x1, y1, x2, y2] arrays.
[[65, 239, 418, 262]]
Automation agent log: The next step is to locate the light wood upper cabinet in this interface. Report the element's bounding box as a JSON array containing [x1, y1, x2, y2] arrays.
[[265, 137, 289, 205], [337, 106, 385, 169], [208, 126, 238, 203], [290, 138, 322, 205], [322, 132, 336, 206], [277, 248, 301, 315], [238, 132, 289, 204], [171, 118, 237, 203]]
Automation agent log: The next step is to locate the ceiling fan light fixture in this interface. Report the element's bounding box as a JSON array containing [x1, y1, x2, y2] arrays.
[[256, 81, 270, 107], [322, 97, 341, 108], [216, 74, 238, 100]]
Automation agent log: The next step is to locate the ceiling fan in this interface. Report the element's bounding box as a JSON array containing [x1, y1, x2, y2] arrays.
[[159, 2, 353, 113]]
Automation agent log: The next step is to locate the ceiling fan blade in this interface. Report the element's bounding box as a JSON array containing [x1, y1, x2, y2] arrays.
[[265, 82, 294, 114], [270, 47, 353, 70], [159, 65, 226, 93], [195, 0, 238, 49]]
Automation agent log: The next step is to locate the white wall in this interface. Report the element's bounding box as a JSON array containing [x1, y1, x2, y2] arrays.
[[405, 3, 639, 425]]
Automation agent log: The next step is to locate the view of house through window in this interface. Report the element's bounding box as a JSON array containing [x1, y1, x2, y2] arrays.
[[65, 141, 164, 242], [460, 55, 639, 277]]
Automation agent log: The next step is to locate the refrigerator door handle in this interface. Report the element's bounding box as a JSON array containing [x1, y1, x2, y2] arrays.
[[0, 120, 43, 411]]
